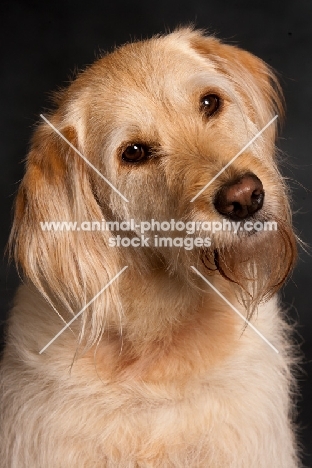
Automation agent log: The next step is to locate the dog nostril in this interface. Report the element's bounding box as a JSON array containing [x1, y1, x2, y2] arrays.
[[214, 173, 264, 220]]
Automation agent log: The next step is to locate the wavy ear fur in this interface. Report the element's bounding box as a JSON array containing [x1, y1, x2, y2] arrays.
[[9, 121, 123, 348]]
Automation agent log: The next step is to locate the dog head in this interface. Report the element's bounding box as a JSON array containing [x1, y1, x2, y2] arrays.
[[10, 28, 296, 345]]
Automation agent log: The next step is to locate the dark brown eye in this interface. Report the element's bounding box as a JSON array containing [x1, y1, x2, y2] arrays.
[[121, 144, 150, 163], [200, 94, 220, 117]]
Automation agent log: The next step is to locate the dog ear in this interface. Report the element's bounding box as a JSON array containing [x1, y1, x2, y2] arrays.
[[9, 120, 123, 348], [189, 31, 284, 129]]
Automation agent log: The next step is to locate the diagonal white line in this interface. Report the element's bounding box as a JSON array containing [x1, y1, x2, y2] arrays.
[[40, 114, 129, 203], [191, 266, 279, 353], [191, 115, 278, 202], [39, 266, 128, 354]]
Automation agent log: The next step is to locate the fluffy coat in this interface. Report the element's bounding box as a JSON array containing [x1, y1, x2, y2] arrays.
[[0, 29, 299, 467]]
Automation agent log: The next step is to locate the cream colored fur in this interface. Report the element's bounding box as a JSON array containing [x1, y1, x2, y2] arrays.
[[0, 29, 300, 467]]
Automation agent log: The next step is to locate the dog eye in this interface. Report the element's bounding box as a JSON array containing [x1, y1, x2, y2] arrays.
[[122, 144, 150, 163], [200, 94, 220, 117]]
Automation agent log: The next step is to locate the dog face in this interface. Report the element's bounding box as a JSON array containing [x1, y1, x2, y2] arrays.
[[10, 28, 296, 345], [77, 30, 282, 223]]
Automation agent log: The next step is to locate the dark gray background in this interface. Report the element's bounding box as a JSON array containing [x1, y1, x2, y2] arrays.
[[1, 0, 311, 463]]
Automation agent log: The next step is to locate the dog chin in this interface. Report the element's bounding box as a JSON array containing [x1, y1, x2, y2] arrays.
[[198, 217, 296, 306]]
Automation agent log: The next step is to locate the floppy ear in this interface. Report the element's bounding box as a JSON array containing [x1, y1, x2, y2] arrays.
[[189, 30, 284, 131], [10, 120, 123, 348]]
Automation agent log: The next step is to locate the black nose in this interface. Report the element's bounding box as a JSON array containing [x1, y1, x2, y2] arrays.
[[214, 173, 264, 220]]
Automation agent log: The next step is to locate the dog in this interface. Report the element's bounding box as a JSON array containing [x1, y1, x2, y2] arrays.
[[0, 28, 300, 467]]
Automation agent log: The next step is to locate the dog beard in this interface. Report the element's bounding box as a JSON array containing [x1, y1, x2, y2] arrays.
[[200, 216, 297, 316]]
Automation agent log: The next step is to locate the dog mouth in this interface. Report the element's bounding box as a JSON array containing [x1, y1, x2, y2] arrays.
[[197, 211, 296, 310], [189, 211, 278, 242]]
